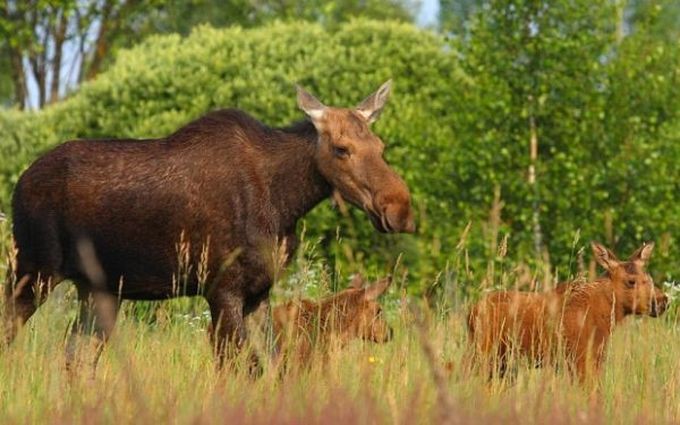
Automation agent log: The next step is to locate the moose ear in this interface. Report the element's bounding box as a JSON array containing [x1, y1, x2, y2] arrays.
[[356, 80, 392, 124], [591, 242, 620, 272], [296, 85, 327, 124], [364, 276, 392, 301], [630, 242, 655, 265], [350, 273, 365, 290]]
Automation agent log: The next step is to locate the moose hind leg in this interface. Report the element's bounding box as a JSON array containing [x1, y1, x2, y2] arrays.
[[65, 291, 120, 377], [3, 272, 61, 346], [5, 215, 65, 346]]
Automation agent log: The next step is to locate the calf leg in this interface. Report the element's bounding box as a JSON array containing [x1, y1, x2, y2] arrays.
[[568, 335, 606, 387], [490, 345, 509, 381], [65, 291, 120, 376]]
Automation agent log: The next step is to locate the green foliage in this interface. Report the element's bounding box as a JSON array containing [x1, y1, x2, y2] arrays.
[[0, 12, 679, 294], [446, 0, 680, 285], [138, 0, 416, 34], [438, 0, 481, 34]]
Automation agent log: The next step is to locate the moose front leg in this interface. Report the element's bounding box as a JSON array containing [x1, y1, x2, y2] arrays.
[[65, 290, 120, 377], [207, 291, 260, 375]]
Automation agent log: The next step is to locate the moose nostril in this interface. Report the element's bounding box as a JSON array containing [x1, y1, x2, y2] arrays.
[[380, 210, 393, 233], [404, 218, 416, 233], [382, 204, 415, 234], [653, 296, 668, 315]]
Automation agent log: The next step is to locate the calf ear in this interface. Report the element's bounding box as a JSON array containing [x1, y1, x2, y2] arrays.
[[296, 85, 327, 125], [591, 242, 620, 272], [356, 80, 391, 124], [629, 242, 655, 266], [350, 273, 365, 289], [364, 276, 392, 301]]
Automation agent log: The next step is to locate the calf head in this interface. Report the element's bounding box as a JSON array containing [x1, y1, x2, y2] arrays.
[[296, 82, 415, 234], [335, 274, 394, 343], [592, 242, 668, 317]]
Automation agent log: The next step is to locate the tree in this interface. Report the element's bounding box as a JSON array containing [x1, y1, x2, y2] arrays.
[[627, 0, 680, 42], [133, 0, 415, 36], [448, 0, 679, 273], [452, 0, 616, 260], [0, 1, 158, 109], [438, 0, 482, 35], [0, 0, 416, 109]]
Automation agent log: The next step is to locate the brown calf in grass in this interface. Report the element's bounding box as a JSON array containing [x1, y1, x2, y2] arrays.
[[272, 274, 393, 369], [468, 242, 668, 383]]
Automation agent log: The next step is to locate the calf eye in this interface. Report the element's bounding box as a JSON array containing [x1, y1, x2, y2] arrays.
[[333, 146, 350, 158]]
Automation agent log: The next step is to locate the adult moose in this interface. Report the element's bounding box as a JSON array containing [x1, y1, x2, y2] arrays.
[[3, 81, 414, 371]]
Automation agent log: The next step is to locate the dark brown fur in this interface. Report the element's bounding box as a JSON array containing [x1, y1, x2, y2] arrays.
[[467, 242, 668, 383], [3, 82, 413, 371]]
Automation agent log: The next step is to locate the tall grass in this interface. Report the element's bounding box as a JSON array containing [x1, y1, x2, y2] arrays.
[[0, 215, 678, 424]]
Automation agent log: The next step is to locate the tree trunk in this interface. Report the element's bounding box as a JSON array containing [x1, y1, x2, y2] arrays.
[[29, 52, 46, 108], [49, 10, 68, 104], [26, 5, 47, 108], [85, 0, 115, 80], [529, 111, 543, 255], [7, 48, 27, 108], [615, 0, 626, 43], [526, 3, 543, 256]]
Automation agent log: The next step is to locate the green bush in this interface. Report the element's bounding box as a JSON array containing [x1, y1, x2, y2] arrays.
[[0, 17, 678, 294]]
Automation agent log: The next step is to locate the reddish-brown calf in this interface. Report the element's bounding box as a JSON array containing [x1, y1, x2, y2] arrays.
[[468, 242, 668, 383], [272, 274, 393, 368]]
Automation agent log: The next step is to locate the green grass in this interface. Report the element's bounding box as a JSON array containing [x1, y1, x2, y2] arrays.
[[0, 219, 679, 424]]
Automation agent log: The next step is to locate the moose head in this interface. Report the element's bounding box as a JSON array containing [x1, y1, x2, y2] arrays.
[[592, 242, 668, 317], [297, 81, 415, 234]]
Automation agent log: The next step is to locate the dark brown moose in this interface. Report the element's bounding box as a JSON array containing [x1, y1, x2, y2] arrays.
[[272, 274, 393, 369], [467, 242, 668, 384], [3, 81, 414, 371]]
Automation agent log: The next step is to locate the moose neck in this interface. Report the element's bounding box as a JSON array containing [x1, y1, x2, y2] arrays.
[[594, 279, 627, 324], [269, 121, 332, 233]]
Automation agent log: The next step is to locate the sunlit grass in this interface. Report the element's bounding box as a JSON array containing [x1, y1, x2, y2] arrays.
[[0, 218, 679, 424]]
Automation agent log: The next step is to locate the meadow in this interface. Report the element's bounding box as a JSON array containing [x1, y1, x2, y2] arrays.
[[1, 218, 678, 425], [0, 4, 678, 424]]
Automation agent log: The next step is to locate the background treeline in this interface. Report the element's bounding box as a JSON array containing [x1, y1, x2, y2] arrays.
[[0, 0, 678, 295]]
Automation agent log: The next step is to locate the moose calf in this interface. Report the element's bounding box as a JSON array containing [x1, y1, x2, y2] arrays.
[[272, 274, 393, 369], [468, 242, 668, 383]]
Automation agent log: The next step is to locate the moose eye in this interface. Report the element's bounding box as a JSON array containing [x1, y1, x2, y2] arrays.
[[333, 146, 350, 158]]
